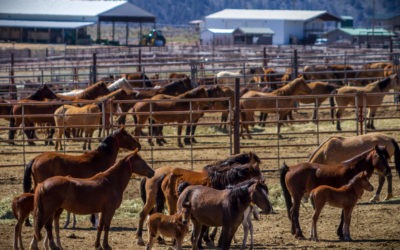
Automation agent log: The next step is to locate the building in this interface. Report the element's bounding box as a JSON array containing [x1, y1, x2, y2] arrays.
[[326, 28, 395, 47], [233, 27, 274, 45], [375, 13, 400, 33], [0, 0, 155, 45], [202, 9, 341, 45]]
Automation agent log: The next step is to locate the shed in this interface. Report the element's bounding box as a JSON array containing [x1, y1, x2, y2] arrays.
[[233, 27, 274, 45], [326, 28, 395, 47], [0, 0, 156, 45], [204, 9, 341, 45]]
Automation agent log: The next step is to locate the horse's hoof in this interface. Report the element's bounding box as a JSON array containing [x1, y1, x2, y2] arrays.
[[384, 193, 393, 201], [205, 241, 215, 248], [191, 138, 198, 143], [178, 143, 184, 148], [369, 195, 380, 203], [184, 138, 191, 145], [136, 238, 145, 246], [295, 233, 305, 240]]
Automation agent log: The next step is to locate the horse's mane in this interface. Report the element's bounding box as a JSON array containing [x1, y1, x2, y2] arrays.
[[226, 178, 258, 204], [376, 77, 392, 91], [96, 130, 119, 154], [78, 81, 110, 99], [204, 152, 260, 171], [27, 84, 57, 100], [340, 147, 375, 167], [272, 77, 306, 96], [178, 86, 206, 99]]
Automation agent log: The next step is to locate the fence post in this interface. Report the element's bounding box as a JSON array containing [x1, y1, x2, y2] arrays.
[[263, 47, 268, 67], [92, 52, 97, 84], [137, 48, 142, 72], [10, 53, 16, 100], [190, 61, 198, 86], [233, 78, 241, 154], [292, 49, 298, 80]]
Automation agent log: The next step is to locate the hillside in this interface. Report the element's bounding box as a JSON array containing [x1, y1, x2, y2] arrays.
[[129, 0, 399, 28]]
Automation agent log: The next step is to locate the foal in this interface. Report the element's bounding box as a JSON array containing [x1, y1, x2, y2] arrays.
[[309, 171, 374, 241], [146, 202, 191, 250], [12, 193, 34, 250]]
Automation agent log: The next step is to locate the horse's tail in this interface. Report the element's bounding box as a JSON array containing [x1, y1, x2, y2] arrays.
[[177, 181, 190, 196], [33, 186, 43, 241], [391, 139, 400, 177], [280, 162, 292, 219], [155, 175, 166, 213], [139, 177, 147, 204], [23, 160, 34, 193], [329, 89, 337, 123]]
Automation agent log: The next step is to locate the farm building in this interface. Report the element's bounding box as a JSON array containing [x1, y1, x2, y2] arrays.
[[326, 28, 395, 47], [0, 0, 156, 45], [202, 9, 341, 45]]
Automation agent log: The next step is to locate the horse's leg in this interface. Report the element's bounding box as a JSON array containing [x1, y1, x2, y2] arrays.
[[385, 172, 393, 200], [201, 226, 214, 248], [63, 212, 70, 229], [337, 209, 344, 240], [44, 217, 58, 250], [290, 198, 304, 239], [94, 213, 104, 250], [342, 207, 353, 241], [191, 221, 202, 250], [240, 212, 250, 250], [312, 102, 319, 122], [54, 209, 63, 249], [46, 128, 55, 146], [184, 125, 192, 145], [101, 213, 114, 250], [137, 186, 159, 245], [72, 213, 76, 229], [14, 215, 24, 250], [218, 225, 239, 250], [336, 108, 343, 131], [310, 202, 323, 241], [177, 125, 183, 148]]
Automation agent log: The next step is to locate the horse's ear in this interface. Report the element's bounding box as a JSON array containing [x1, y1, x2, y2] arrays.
[[132, 148, 139, 154]]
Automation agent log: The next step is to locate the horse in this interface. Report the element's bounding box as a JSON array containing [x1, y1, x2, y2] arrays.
[[308, 132, 400, 202], [309, 171, 374, 242], [146, 202, 191, 250], [0, 97, 12, 122], [56, 81, 111, 101], [176, 178, 272, 250], [280, 145, 391, 240], [353, 62, 392, 85], [12, 193, 35, 250], [303, 64, 354, 85], [53, 98, 117, 150], [169, 73, 189, 81], [122, 72, 153, 88], [29, 149, 154, 250], [133, 86, 211, 147], [215, 71, 244, 85], [330, 75, 399, 130], [240, 76, 312, 138], [136, 152, 261, 245]]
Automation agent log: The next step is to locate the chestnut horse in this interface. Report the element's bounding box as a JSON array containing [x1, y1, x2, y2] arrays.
[[122, 72, 153, 88], [176, 178, 272, 250], [240, 76, 312, 138], [136, 152, 261, 245], [12, 193, 35, 250], [30, 150, 154, 250], [56, 81, 111, 101], [308, 132, 400, 202], [330, 75, 399, 130], [280, 145, 391, 239], [134, 86, 212, 147], [310, 171, 374, 241]]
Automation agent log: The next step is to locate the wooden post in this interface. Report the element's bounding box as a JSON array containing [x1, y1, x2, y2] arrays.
[[92, 52, 97, 84], [263, 47, 268, 67], [292, 49, 298, 79], [137, 48, 142, 72], [233, 78, 241, 154], [10, 53, 16, 100]]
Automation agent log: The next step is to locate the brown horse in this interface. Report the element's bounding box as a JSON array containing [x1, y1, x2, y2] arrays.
[[330, 75, 399, 130], [240, 76, 312, 138], [353, 62, 392, 85], [309, 171, 373, 242], [121, 72, 153, 88], [134, 86, 211, 147], [136, 152, 261, 245], [280, 145, 391, 240], [56, 81, 111, 101], [146, 202, 191, 250], [29, 149, 154, 250], [308, 132, 400, 202], [12, 193, 35, 250], [177, 178, 272, 250], [53, 98, 117, 150]]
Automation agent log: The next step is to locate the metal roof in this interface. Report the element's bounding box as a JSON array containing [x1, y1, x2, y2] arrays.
[[206, 28, 235, 34], [338, 28, 395, 36], [0, 0, 155, 23], [0, 19, 94, 29], [206, 9, 341, 22], [234, 27, 274, 35]]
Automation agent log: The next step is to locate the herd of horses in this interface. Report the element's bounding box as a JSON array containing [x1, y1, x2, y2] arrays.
[[4, 60, 400, 249], [1, 60, 398, 148], [11, 130, 400, 249]]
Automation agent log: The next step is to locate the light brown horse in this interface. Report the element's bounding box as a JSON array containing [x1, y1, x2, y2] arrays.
[[177, 178, 272, 250], [308, 132, 400, 202], [30, 149, 154, 250], [240, 76, 312, 138], [353, 62, 392, 85], [54, 98, 117, 150], [146, 202, 191, 250], [56, 81, 111, 101], [309, 171, 373, 242], [12, 193, 35, 250], [330, 75, 399, 130], [280, 145, 391, 240], [136, 152, 261, 245], [133, 86, 211, 147], [122, 72, 153, 88]]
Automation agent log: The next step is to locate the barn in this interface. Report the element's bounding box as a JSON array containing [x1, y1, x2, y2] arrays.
[[202, 9, 341, 45], [0, 0, 156, 45]]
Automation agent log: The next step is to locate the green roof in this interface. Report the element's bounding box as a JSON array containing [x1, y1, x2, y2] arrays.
[[339, 28, 394, 36]]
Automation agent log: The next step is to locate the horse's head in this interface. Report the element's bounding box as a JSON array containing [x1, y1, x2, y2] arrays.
[[295, 76, 312, 95], [180, 201, 191, 225], [113, 127, 141, 151], [126, 149, 154, 178], [249, 179, 273, 214], [29, 84, 57, 100], [389, 73, 399, 92], [372, 145, 391, 177], [352, 171, 374, 192]]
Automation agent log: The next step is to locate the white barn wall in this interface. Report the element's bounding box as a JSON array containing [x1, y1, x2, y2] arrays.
[[283, 21, 304, 44]]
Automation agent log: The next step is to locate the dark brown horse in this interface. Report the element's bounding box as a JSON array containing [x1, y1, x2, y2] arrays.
[[176, 178, 272, 250], [136, 152, 261, 245], [309, 171, 373, 241], [29, 149, 154, 250], [280, 145, 391, 240]]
